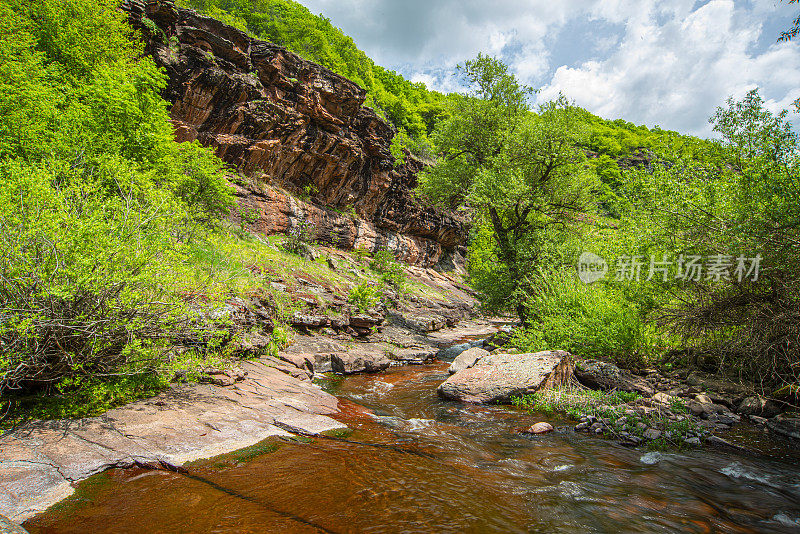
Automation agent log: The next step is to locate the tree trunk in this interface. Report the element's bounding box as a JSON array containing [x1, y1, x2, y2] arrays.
[[489, 207, 529, 325]]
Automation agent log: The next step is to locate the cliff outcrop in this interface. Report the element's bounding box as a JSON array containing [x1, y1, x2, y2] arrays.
[[121, 0, 466, 266]]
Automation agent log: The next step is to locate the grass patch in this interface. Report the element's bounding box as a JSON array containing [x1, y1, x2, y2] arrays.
[[322, 428, 353, 439], [513, 387, 702, 448]]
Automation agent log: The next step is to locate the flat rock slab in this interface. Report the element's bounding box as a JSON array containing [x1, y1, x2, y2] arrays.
[[438, 350, 574, 404], [0, 362, 342, 523]]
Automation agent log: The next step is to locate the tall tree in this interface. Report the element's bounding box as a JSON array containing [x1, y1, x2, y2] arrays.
[[418, 55, 593, 323]]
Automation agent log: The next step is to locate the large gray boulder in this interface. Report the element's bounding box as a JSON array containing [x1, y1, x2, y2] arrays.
[[574, 359, 655, 397], [448, 347, 489, 375], [437, 350, 574, 404]]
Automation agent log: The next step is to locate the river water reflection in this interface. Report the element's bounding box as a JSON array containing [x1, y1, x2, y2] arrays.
[[25, 361, 800, 533]]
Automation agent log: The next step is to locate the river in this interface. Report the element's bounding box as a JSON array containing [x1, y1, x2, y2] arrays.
[[23, 359, 800, 533]]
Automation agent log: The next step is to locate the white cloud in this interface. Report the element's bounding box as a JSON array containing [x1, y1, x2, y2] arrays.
[[297, 0, 800, 136], [537, 0, 800, 135]]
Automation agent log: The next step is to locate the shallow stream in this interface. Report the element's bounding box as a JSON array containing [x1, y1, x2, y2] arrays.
[[24, 360, 800, 533]]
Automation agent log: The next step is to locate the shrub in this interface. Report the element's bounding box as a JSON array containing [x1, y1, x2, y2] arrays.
[[282, 219, 316, 255], [353, 244, 371, 262], [369, 248, 407, 293], [347, 283, 380, 312], [0, 0, 232, 396], [510, 270, 661, 368]]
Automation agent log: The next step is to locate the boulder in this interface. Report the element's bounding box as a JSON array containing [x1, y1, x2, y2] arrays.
[[235, 332, 272, 355], [687, 399, 729, 419], [448, 347, 488, 375], [767, 412, 800, 441], [436, 342, 472, 362], [405, 314, 448, 333], [525, 422, 554, 434], [331, 352, 391, 374], [574, 360, 655, 397], [388, 348, 437, 365], [275, 353, 315, 374], [736, 396, 783, 418], [437, 350, 574, 404], [349, 313, 385, 329]]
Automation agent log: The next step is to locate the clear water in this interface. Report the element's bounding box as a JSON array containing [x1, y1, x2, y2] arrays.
[[25, 361, 800, 533]]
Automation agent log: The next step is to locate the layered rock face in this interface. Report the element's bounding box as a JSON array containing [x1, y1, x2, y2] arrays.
[[122, 0, 466, 265]]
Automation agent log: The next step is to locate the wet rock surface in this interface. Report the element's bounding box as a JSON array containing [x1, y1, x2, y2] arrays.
[[438, 350, 574, 404], [767, 413, 800, 441]]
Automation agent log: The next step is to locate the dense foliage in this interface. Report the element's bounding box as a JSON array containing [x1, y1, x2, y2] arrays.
[[421, 54, 799, 388], [0, 0, 234, 395]]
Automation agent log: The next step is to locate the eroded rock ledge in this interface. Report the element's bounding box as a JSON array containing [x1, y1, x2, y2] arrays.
[[121, 0, 467, 266], [0, 361, 344, 523]]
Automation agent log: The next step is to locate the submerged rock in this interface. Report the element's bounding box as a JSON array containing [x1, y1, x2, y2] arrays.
[[437, 350, 574, 404], [448, 347, 489, 375]]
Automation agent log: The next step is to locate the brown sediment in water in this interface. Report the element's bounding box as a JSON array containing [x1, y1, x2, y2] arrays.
[[23, 363, 800, 534]]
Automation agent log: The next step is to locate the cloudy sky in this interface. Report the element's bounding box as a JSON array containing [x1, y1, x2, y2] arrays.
[[299, 0, 800, 137]]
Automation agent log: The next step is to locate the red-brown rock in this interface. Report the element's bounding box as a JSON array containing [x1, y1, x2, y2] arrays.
[[121, 0, 467, 266]]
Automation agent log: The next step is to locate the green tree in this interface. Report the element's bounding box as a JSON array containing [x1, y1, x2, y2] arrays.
[[418, 55, 594, 323], [618, 89, 800, 386], [779, 0, 800, 41]]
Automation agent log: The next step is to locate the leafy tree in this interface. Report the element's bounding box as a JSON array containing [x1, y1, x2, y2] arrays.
[[617, 89, 800, 386], [779, 0, 800, 41], [418, 55, 594, 323]]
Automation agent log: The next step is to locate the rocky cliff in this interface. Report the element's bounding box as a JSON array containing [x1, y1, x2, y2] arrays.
[[121, 0, 466, 266]]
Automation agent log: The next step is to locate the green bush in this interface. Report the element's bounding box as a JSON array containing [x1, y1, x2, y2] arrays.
[[509, 270, 661, 368], [369, 248, 407, 293], [0, 0, 233, 395], [347, 283, 380, 312], [282, 218, 315, 255]]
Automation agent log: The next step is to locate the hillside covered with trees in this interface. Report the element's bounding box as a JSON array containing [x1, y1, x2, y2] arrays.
[[1, 0, 797, 431]]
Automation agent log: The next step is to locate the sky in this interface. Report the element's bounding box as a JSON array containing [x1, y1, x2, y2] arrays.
[[298, 0, 800, 137]]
